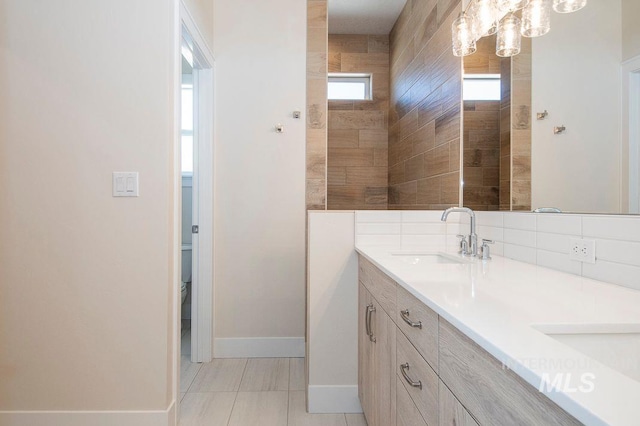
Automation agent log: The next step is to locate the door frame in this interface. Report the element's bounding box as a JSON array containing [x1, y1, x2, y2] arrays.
[[173, 0, 215, 405], [623, 55, 640, 213]]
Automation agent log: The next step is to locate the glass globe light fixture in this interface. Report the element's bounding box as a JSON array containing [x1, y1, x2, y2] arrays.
[[452, 12, 477, 57], [521, 0, 551, 37], [496, 0, 530, 12], [496, 13, 522, 57], [471, 0, 500, 38], [552, 0, 587, 13]]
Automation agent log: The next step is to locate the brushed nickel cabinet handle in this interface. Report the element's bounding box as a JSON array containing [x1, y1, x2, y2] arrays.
[[400, 363, 422, 389], [400, 309, 422, 329], [365, 304, 372, 337], [367, 304, 376, 343]]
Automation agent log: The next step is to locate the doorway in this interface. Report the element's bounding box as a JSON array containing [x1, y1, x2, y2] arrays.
[[179, 6, 215, 365]]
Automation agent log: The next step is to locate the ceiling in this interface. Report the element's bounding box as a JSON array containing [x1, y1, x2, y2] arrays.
[[328, 0, 408, 35]]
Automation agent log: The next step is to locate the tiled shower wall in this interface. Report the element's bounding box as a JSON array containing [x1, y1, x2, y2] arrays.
[[327, 34, 390, 210], [354, 210, 640, 291], [388, 0, 462, 210], [306, 0, 328, 210]]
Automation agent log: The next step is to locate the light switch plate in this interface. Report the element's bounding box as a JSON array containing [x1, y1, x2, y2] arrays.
[[113, 172, 139, 197]]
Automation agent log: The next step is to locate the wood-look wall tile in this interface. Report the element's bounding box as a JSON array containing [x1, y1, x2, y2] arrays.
[[328, 100, 354, 111], [308, 0, 327, 28], [328, 111, 385, 130], [449, 139, 460, 172], [414, 6, 438, 49], [440, 171, 460, 205], [306, 178, 326, 210], [327, 186, 366, 206], [346, 167, 387, 185], [464, 167, 484, 187], [365, 187, 388, 205], [389, 181, 417, 205], [435, 106, 460, 146], [308, 27, 327, 53], [417, 87, 442, 128], [328, 167, 347, 185], [368, 35, 390, 53], [308, 52, 327, 80], [359, 129, 388, 148], [389, 162, 405, 185], [341, 53, 390, 74], [374, 148, 388, 166], [483, 167, 499, 186], [328, 129, 358, 148], [328, 34, 368, 53], [399, 107, 419, 141], [404, 154, 426, 181], [328, 148, 374, 167], [411, 121, 436, 155], [328, 52, 341, 72], [417, 176, 441, 205], [425, 144, 449, 177], [467, 129, 500, 150], [307, 148, 326, 180]]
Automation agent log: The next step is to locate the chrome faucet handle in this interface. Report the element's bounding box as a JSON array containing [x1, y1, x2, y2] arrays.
[[456, 234, 468, 255], [481, 239, 494, 260]]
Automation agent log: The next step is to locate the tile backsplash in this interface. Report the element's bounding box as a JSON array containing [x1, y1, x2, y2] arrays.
[[356, 210, 640, 291]]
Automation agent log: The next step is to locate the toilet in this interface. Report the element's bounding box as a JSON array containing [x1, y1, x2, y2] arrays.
[[181, 245, 192, 306]]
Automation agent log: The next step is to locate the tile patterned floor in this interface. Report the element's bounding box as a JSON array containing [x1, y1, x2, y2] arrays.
[[179, 357, 367, 426]]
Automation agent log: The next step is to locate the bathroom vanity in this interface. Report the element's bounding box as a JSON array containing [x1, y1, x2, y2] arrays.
[[356, 246, 640, 426]]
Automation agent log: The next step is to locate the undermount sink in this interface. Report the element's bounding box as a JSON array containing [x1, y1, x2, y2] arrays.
[[533, 323, 640, 383], [389, 252, 469, 265]]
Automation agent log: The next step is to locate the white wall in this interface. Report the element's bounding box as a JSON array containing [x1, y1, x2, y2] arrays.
[[531, 0, 622, 213], [0, 0, 179, 423], [622, 0, 640, 61], [307, 212, 360, 413], [212, 0, 307, 356], [183, 0, 214, 50]]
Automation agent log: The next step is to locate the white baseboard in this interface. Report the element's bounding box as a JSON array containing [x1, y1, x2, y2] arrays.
[[307, 385, 363, 414], [0, 400, 175, 426], [214, 337, 305, 358]]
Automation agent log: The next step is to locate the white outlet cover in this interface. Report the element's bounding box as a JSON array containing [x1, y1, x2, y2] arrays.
[[569, 238, 596, 264]]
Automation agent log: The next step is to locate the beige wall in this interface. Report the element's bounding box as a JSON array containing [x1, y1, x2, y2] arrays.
[[388, 0, 462, 210], [622, 0, 640, 61], [0, 0, 177, 414], [212, 0, 306, 349], [327, 34, 389, 210], [183, 0, 214, 49]]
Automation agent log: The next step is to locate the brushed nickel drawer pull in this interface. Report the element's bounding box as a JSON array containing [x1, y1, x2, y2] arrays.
[[366, 304, 376, 343], [400, 363, 422, 389], [401, 309, 422, 329]]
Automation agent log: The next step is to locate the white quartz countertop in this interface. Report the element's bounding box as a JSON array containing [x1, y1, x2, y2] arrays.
[[356, 245, 640, 426]]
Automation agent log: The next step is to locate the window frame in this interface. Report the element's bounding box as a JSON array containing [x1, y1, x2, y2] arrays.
[[328, 73, 373, 101], [462, 73, 501, 101]]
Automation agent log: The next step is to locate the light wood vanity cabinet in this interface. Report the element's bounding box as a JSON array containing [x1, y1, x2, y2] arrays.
[[359, 282, 396, 426], [358, 255, 580, 426]]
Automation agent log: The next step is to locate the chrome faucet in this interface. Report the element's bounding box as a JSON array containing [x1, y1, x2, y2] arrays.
[[441, 207, 478, 257]]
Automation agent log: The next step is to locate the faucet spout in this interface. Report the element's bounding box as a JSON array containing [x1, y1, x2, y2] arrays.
[[441, 207, 478, 256]]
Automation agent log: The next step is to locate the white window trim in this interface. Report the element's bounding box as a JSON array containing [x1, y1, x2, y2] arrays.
[[328, 73, 372, 100]]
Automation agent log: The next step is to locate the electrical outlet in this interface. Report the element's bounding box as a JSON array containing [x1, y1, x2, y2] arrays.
[[569, 238, 596, 264]]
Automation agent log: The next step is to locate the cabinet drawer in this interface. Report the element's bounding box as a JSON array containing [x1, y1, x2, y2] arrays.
[[396, 284, 439, 372], [396, 329, 438, 426], [359, 255, 397, 317], [397, 375, 429, 426]]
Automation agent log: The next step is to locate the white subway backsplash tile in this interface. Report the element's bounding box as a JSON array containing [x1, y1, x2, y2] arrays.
[[536, 250, 582, 275], [356, 234, 402, 248], [596, 239, 640, 267], [582, 216, 640, 242], [504, 243, 537, 264], [582, 260, 640, 291], [356, 222, 402, 235], [475, 211, 504, 228], [536, 214, 582, 235], [401, 234, 446, 250], [504, 228, 536, 248], [355, 211, 402, 223], [402, 222, 446, 235], [353, 210, 640, 292], [402, 211, 443, 223], [504, 213, 536, 231], [536, 232, 576, 254]]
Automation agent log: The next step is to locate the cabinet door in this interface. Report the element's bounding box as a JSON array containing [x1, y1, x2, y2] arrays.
[[372, 299, 396, 426], [359, 283, 375, 425], [439, 380, 479, 426]]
